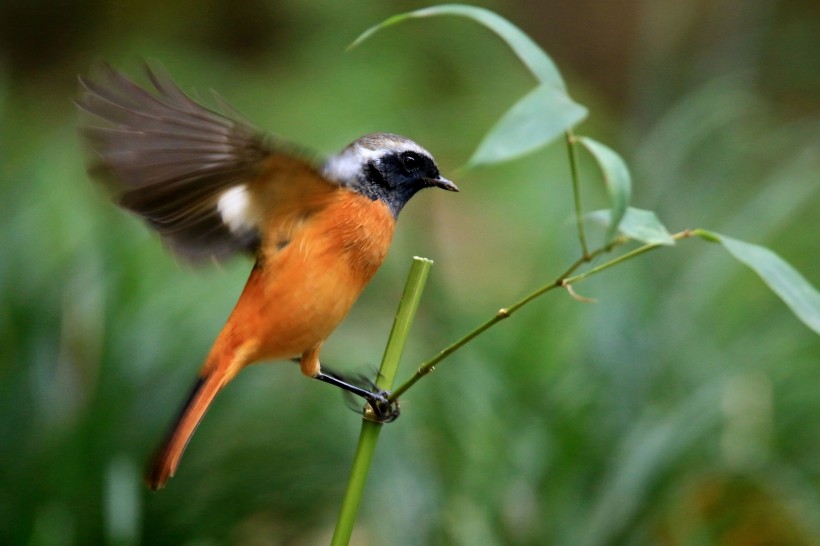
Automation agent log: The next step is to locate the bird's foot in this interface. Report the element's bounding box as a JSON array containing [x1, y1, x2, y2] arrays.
[[315, 369, 400, 423], [361, 388, 401, 424]]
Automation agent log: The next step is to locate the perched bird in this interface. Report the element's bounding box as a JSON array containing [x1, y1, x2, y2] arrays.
[[76, 62, 457, 490]]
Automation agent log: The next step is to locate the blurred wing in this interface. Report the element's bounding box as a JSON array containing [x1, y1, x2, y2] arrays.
[[76, 62, 326, 262]]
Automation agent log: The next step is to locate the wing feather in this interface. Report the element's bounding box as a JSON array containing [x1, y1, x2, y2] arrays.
[[76, 62, 330, 262]]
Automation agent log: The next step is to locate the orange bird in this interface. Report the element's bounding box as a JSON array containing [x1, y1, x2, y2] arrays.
[[76, 63, 457, 490]]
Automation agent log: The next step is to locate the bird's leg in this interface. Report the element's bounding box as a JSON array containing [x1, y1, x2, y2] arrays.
[[315, 370, 400, 423], [294, 353, 400, 423]]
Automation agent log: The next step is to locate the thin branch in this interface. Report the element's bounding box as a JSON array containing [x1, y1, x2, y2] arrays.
[[389, 230, 695, 402], [563, 229, 694, 285]]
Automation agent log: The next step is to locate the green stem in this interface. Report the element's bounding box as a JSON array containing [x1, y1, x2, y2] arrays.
[[504, 239, 622, 315], [563, 229, 694, 285], [566, 130, 589, 258], [374, 257, 433, 390], [389, 244, 612, 401], [330, 422, 382, 546], [389, 312, 503, 401], [390, 230, 695, 401], [330, 257, 433, 546]]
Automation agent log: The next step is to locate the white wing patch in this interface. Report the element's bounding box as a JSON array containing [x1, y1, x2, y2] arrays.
[[217, 185, 260, 235]]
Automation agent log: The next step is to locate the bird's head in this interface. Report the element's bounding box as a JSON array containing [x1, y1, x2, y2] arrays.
[[323, 133, 458, 217]]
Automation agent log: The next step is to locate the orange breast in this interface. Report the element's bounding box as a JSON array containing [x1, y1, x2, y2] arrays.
[[211, 189, 396, 368]]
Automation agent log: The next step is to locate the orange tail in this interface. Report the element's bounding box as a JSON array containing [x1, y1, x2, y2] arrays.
[[146, 371, 225, 490]]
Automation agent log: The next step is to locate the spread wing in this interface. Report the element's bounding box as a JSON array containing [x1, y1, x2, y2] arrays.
[[76, 62, 332, 262]]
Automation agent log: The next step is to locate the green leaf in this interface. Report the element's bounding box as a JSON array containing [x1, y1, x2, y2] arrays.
[[467, 84, 587, 166], [578, 137, 632, 243], [350, 4, 566, 88], [587, 208, 675, 246], [696, 230, 820, 334], [350, 5, 586, 167]]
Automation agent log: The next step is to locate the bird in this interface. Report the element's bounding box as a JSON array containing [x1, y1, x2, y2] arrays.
[[75, 62, 458, 490]]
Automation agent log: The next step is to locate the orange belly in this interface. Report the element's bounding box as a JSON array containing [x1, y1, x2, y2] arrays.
[[203, 190, 395, 375]]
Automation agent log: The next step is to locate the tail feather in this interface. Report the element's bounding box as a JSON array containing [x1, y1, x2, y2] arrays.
[[145, 372, 225, 490]]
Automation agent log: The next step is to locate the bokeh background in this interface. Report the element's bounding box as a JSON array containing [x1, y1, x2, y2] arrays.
[[1, 0, 818, 544]]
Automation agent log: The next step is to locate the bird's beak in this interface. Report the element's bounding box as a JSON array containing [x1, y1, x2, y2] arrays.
[[429, 176, 459, 192]]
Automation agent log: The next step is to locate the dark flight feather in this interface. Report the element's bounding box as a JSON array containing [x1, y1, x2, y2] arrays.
[[76, 62, 274, 262]]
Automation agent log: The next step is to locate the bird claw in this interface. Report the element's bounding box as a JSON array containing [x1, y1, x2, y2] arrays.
[[363, 390, 400, 423], [343, 373, 400, 422], [315, 368, 400, 423]]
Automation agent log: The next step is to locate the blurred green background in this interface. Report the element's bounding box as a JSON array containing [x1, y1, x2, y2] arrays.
[[1, 0, 818, 544]]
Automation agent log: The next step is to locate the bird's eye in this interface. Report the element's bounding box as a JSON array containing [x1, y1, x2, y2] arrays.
[[400, 152, 419, 172]]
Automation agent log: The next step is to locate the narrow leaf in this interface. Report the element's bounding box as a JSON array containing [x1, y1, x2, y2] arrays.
[[349, 4, 586, 168], [587, 208, 675, 245], [578, 137, 632, 243], [468, 84, 587, 166], [697, 230, 820, 334], [350, 4, 566, 88]]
